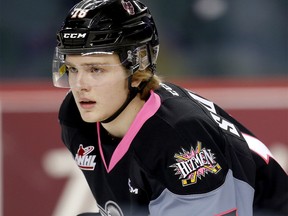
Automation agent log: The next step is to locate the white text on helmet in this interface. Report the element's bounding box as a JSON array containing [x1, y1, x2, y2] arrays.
[[63, 33, 87, 39]]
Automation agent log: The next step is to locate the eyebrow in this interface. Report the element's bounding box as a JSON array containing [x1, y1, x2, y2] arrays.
[[64, 61, 110, 67]]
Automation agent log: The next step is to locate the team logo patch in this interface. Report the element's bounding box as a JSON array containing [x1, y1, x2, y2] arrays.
[[170, 141, 221, 186], [75, 144, 96, 170], [121, 0, 135, 15]]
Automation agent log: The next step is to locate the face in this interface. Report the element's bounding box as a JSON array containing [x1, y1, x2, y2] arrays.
[[65, 54, 130, 123]]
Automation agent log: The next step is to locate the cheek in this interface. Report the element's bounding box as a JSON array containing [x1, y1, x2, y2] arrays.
[[102, 78, 129, 103]]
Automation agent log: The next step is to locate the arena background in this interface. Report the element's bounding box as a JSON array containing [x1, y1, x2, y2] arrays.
[[0, 0, 287, 215]]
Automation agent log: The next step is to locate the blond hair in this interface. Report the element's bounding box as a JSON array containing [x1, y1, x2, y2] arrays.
[[132, 69, 162, 100]]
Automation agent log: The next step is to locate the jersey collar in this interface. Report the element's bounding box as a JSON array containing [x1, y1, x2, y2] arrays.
[[97, 90, 161, 172]]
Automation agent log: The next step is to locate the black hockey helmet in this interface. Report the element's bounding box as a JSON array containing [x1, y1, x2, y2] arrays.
[[53, 0, 159, 86]]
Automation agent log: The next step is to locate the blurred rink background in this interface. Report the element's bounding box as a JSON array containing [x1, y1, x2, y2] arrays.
[[0, 0, 287, 215]]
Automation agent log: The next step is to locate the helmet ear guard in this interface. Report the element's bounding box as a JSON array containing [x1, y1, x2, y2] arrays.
[[138, 44, 159, 72], [120, 44, 159, 74]]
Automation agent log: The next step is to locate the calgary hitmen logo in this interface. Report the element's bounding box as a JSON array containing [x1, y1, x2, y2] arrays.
[[121, 0, 135, 15], [75, 144, 96, 170], [170, 141, 221, 186]]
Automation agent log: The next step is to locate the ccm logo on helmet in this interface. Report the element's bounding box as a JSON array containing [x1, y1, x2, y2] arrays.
[[63, 33, 87, 39]]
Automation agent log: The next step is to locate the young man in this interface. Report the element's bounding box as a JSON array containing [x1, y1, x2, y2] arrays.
[[52, 0, 288, 215]]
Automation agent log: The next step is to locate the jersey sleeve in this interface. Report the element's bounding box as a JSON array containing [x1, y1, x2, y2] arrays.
[[214, 102, 288, 215], [184, 85, 288, 215]]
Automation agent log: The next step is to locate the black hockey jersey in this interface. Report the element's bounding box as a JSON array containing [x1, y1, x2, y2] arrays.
[[59, 83, 288, 216]]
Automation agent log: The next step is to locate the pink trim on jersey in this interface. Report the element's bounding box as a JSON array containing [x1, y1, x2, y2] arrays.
[[242, 133, 273, 164], [97, 124, 108, 171], [214, 208, 238, 216], [97, 91, 161, 173]]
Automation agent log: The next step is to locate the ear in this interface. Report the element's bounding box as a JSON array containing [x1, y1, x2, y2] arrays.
[[131, 79, 141, 88]]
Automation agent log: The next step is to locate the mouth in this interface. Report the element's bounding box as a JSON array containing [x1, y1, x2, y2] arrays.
[[79, 100, 96, 109], [80, 100, 96, 104]]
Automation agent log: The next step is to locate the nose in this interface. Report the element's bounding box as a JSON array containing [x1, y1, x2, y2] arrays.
[[73, 71, 91, 91]]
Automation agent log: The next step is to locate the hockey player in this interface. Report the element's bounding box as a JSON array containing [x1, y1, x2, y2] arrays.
[[52, 0, 288, 215]]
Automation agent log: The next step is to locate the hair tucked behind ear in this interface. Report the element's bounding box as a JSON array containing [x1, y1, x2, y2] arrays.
[[131, 69, 162, 100]]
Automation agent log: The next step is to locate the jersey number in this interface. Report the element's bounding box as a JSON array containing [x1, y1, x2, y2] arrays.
[[71, 9, 89, 18]]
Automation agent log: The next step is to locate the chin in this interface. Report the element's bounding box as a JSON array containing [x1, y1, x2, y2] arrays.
[[80, 113, 98, 123], [82, 118, 97, 123]]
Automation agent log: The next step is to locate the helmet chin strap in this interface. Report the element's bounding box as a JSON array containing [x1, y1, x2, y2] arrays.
[[100, 75, 153, 124], [100, 76, 137, 124]]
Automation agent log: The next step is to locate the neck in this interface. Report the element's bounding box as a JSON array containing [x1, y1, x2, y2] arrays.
[[101, 94, 145, 138]]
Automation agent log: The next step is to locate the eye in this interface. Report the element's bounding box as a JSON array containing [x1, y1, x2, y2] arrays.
[[90, 66, 104, 74], [66, 66, 78, 74]]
